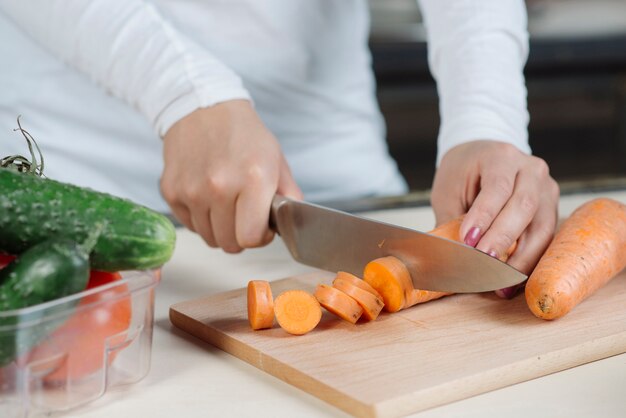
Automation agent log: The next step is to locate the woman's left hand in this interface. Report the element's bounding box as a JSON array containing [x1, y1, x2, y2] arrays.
[[431, 140, 560, 297]]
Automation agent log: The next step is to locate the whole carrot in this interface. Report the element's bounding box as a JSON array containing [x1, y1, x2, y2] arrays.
[[525, 198, 626, 320]]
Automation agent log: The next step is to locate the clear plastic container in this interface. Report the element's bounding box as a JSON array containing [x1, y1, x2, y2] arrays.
[[0, 269, 160, 418]]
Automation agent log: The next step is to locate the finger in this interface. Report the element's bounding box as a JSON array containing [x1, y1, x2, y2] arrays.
[[430, 171, 468, 227], [189, 208, 218, 248], [504, 186, 559, 275], [210, 194, 243, 253], [432, 192, 466, 228], [169, 203, 195, 232], [460, 162, 518, 247], [494, 282, 526, 299], [161, 177, 195, 230], [235, 180, 275, 249], [277, 156, 303, 200], [475, 164, 542, 259], [481, 249, 526, 299]]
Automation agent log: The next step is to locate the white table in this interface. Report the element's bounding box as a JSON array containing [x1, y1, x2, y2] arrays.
[[70, 190, 626, 418]]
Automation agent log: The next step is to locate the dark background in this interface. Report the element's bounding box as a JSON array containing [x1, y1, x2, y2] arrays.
[[369, 0, 626, 191]]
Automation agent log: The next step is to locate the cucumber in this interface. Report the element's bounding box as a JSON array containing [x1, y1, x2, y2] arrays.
[[0, 238, 91, 366], [0, 167, 176, 271]]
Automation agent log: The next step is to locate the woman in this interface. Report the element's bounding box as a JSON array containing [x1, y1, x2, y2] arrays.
[[0, 0, 558, 291]]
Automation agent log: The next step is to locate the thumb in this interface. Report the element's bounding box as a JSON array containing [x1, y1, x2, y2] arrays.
[[277, 156, 303, 200], [430, 157, 474, 229], [431, 183, 466, 229]]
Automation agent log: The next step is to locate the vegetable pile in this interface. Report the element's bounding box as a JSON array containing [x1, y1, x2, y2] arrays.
[[248, 197, 626, 335], [0, 118, 176, 370]]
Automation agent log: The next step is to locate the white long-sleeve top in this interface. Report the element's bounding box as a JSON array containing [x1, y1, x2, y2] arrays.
[[0, 1, 530, 212]]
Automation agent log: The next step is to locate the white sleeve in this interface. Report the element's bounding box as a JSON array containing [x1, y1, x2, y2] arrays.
[[0, 1, 251, 136], [417, 0, 531, 165]]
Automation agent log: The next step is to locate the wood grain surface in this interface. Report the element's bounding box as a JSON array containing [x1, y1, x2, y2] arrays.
[[169, 270, 626, 418]]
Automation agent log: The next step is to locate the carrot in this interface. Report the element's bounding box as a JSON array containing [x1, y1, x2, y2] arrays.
[[333, 271, 382, 298], [397, 218, 464, 308], [430, 215, 517, 262], [314, 284, 363, 324], [525, 198, 626, 320], [363, 256, 413, 313], [274, 290, 322, 335], [247, 280, 274, 330], [404, 288, 451, 308], [402, 216, 520, 308], [429, 216, 464, 242], [333, 277, 384, 321]]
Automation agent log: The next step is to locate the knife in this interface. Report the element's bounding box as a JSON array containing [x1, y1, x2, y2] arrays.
[[270, 195, 527, 293]]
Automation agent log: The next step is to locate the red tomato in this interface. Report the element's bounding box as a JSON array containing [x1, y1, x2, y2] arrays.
[[28, 270, 132, 382], [0, 254, 15, 269]]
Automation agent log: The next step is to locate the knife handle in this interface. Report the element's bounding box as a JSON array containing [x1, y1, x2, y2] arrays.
[[269, 194, 290, 234]]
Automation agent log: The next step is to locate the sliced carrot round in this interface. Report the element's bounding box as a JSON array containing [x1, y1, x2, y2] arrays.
[[332, 278, 384, 321], [363, 256, 413, 313], [274, 290, 322, 335], [314, 284, 363, 324], [247, 280, 274, 330], [333, 271, 382, 299]]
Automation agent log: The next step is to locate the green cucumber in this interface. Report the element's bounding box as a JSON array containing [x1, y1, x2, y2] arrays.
[[0, 167, 176, 271], [0, 238, 91, 366]]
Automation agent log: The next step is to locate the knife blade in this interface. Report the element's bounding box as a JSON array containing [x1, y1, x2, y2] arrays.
[[270, 195, 527, 293]]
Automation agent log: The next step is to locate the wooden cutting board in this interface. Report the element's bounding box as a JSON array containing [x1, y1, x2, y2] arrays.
[[169, 270, 626, 418]]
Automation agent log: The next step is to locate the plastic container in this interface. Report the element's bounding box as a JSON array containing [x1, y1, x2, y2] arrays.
[[0, 269, 160, 417]]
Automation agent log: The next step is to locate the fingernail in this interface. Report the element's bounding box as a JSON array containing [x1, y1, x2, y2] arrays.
[[464, 227, 481, 247], [494, 287, 514, 299], [495, 282, 526, 299], [487, 250, 498, 258], [495, 285, 519, 299]]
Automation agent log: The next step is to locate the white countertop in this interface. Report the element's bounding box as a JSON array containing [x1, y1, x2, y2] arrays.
[[69, 190, 626, 418]]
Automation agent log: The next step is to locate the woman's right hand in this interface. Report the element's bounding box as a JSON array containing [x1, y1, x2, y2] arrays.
[[161, 100, 302, 253]]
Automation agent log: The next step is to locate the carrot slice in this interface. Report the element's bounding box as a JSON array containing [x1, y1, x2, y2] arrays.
[[332, 277, 384, 321], [314, 284, 363, 324], [333, 271, 382, 298], [247, 280, 274, 330], [363, 256, 413, 313], [525, 198, 626, 320], [274, 290, 322, 335]]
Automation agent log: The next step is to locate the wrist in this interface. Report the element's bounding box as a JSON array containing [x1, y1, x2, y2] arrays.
[[163, 99, 254, 140], [159, 90, 252, 138]]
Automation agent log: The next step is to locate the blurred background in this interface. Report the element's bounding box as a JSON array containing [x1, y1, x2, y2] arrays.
[[368, 0, 626, 194]]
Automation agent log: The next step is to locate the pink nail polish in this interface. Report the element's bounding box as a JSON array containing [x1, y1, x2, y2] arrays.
[[464, 227, 481, 247], [488, 250, 498, 258], [495, 282, 526, 299], [495, 285, 517, 299]]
